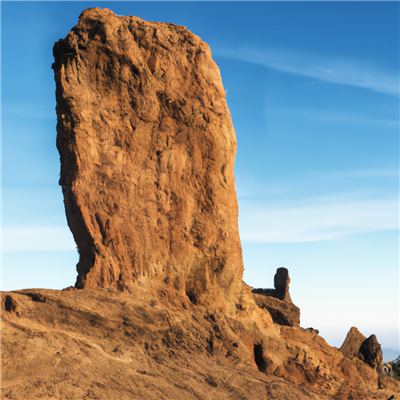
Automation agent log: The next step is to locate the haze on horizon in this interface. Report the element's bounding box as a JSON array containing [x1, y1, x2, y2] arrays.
[[1, 1, 399, 360]]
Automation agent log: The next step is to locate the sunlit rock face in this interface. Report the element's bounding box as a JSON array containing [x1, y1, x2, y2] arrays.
[[52, 7, 244, 308], [340, 327, 367, 359], [48, 9, 400, 399]]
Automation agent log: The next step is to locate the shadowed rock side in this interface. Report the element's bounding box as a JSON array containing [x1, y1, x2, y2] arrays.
[[52, 7, 243, 309], [340, 327, 367, 359], [252, 294, 300, 327], [253, 267, 292, 301], [358, 335, 384, 371], [340, 327, 384, 372]]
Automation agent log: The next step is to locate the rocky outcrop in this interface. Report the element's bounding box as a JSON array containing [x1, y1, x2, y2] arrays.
[[340, 328, 384, 372], [252, 268, 299, 326], [253, 267, 292, 301], [340, 327, 367, 359], [52, 8, 244, 307], [358, 334, 383, 371], [3, 8, 389, 400], [252, 293, 300, 327], [2, 295, 21, 317], [2, 288, 400, 400]]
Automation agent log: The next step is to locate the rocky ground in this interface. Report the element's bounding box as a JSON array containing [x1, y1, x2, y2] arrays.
[[2, 283, 399, 399]]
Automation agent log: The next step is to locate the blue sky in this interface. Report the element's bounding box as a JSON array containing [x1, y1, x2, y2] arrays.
[[1, 2, 399, 358]]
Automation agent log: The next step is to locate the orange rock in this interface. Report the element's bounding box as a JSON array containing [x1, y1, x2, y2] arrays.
[[40, 8, 400, 400], [252, 268, 300, 326], [340, 326, 367, 359], [53, 8, 243, 308]]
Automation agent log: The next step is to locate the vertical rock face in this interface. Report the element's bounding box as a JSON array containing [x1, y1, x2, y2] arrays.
[[52, 8, 243, 306]]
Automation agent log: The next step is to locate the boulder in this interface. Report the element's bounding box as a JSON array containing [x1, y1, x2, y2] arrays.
[[52, 8, 243, 307]]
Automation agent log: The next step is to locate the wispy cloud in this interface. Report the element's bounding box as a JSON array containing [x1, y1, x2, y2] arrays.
[[236, 169, 399, 200], [216, 47, 399, 96], [266, 107, 399, 127], [2, 226, 76, 251], [239, 195, 398, 243], [237, 169, 399, 243], [301, 169, 400, 181]]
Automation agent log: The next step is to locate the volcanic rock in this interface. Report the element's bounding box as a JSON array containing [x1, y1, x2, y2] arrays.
[[2, 295, 21, 317], [252, 293, 300, 327], [253, 267, 292, 301], [340, 328, 384, 372], [358, 334, 384, 371], [340, 326, 367, 359], [252, 268, 299, 326], [3, 8, 400, 400], [52, 7, 243, 308], [2, 288, 400, 400]]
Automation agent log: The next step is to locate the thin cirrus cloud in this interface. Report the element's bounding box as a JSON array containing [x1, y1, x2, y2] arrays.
[[239, 195, 398, 243], [236, 169, 399, 200], [266, 107, 399, 127], [3, 199, 397, 248], [216, 47, 399, 96]]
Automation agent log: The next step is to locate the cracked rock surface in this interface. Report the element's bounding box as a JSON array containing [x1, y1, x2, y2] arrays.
[[53, 7, 243, 310]]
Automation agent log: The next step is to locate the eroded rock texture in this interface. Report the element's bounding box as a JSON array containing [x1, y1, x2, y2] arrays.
[[53, 8, 243, 306], [340, 327, 367, 359], [358, 335, 383, 371], [340, 327, 384, 373], [252, 293, 300, 327], [252, 268, 299, 326], [3, 288, 400, 400], [39, 10, 400, 399]]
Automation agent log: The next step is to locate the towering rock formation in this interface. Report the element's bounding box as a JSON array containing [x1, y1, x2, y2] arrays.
[[2, 9, 400, 399], [52, 8, 243, 307]]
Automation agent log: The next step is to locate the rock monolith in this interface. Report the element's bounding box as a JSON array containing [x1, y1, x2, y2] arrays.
[[52, 8, 243, 307]]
